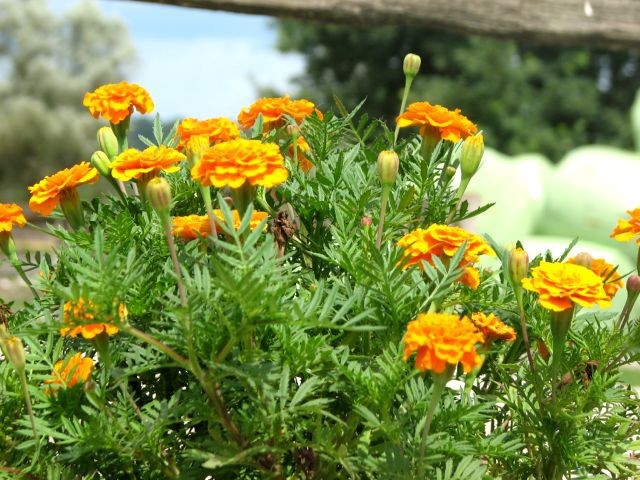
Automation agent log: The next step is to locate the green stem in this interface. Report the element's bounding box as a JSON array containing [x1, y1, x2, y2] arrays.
[[446, 177, 471, 224], [9, 257, 39, 300], [515, 288, 545, 407], [375, 186, 391, 249], [200, 186, 219, 239], [17, 368, 38, 442], [550, 307, 573, 399], [394, 76, 414, 147], [161, 216, 188, 307], [122, 325, 190, 368], [417, 376, 446, 477]]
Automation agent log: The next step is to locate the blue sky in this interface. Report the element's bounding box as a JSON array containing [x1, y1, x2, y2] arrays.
[[50, 0, 304, 120]]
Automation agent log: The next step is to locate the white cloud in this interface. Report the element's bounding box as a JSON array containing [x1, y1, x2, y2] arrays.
[[131, 37, 305, 120]]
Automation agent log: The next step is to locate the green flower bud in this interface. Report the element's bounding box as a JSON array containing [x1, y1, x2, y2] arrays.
[[59, 188, 85, 230], [97, 126, 119, 160], [443, 165, 457, 183], [2, 336, 25, 371], [460, 134, 484, 181], [90, 151, 112, 178], [285, 124, 299, 137], [508, 246, 529, 286], [377, 150, 399, 187], [0, 232, 18, 262], [403, 53, 421, 78], [146, 177, 172, 218]]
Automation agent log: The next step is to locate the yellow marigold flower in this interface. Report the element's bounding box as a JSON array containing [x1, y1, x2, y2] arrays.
[[397, 224, 495, 289], [0, 203, 27, 233], [83, 81, 154, 125], [611, 208, 640, 245], [44, 352, 93, 395], [237, 96, 321, 130], [172, 211, 269, 240], [290, 137, 315, 173], [60, 298, 123, 340], [176, 117, 240, 150], [396, 101, 478, 143], [521, 261, 611, 312], [28, 162, 99, 216], [403, 312, 484, 374], [566, 256, 623, 302], [191, 138, 288, 189], [471, 312, 516, 344], [110, 146, 186, 182]]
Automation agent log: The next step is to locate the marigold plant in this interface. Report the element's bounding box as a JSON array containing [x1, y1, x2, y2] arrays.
[[43, 353, 94, 395], [176, 117, 240, 150], [191, 138, 288, 189], [237, 96, 321, 130], [110, 145, 186, 182], [403, 312, 484, 373], [60, 299, 122, 339], [521, 261, 611, 312], [83, 81, 154, 125], [470, 312, 516, 344], [397, 224, 494, 289], [27, 162, 99, 216], [396, 101, 478, 142]]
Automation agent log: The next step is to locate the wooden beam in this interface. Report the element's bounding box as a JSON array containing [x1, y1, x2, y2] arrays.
[[112, 0, 640, 50]]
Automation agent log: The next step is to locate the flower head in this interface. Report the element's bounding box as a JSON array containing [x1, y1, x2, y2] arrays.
[[521, 261, 611, 312], [397, 224, 495, 289], [44, 352, 93, 395], [237, 96, 321, 130], [0, 204, 27, 233], [566, 256, 623, 302], [396, 102, 477, 143], [176, 117, 240, 150], [110, 146, 186, 182], [28, 162, 99, 216], [83, 81, 154, 125], [60, 298, 124, 340], [403, 312, 484, 374], [172, 210, 269, 240], [611, 208, 640, 245], [470, 312, 516, 344], [191, 138, 288, 189]]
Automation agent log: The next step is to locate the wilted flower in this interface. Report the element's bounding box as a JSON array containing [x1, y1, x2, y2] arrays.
[[521, 261, 610, 312], [403, 312, 484, 374], [83, 81, 154, 125]]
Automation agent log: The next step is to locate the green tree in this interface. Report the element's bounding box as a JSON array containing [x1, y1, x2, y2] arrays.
[[0, 0, 135, 199], [276, 21, 640, 161]]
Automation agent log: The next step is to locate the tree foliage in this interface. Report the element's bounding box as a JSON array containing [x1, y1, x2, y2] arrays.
[[0, 0, 135, 199], [276, 21, 640, 161]]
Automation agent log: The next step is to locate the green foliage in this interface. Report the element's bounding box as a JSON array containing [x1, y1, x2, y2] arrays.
[[1, 94, 639, 480], [276, 21, 640, 161]]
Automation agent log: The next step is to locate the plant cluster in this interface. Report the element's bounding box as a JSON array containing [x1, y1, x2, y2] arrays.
[[1, 55, 640, 480]]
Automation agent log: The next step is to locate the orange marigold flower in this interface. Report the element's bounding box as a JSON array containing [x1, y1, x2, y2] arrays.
[[0, 203, 27, 233], [521, 261, 611, 312], [60, 298, 123, 340], [471, 312, 516, 344], [566, 255, 623, 302], [110, 145, 186, 182], [28, 162, 99, 216], [397, 224, 495, 289], [611, 208, 640, 245], [403, 312, 484, 374], [237, 96, 321, 130], [191, 139, 288, 189], [396, 101, 478, 143], [176, 117, 240, 150], [83, 81, 154, 125], [290, 137, 315, 173], [172, 210, 269, 240], [44, 352, 93, 395]]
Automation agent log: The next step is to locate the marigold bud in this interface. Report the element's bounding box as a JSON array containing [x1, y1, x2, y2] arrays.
[[0, 232, 17, 261], [91, 151, 112, 177], [2, 336, 25, 371], [627, 274, 640, 292], [146, 177, 172, 216], [403, 53, 421, 78], [443, 165, 457, 183], [59, 188, 85, 230], [97, 126, 119, 160], [460, 134, 484, 181], [285, 124, 299, 137], [361, 216, 372, 227], [572, 252, 593, 270], [377, 150, 399, 187], [508, 246, 529, 286]]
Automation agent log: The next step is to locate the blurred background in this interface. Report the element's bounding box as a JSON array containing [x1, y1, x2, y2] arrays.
[[2, 0, 640, 305]]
